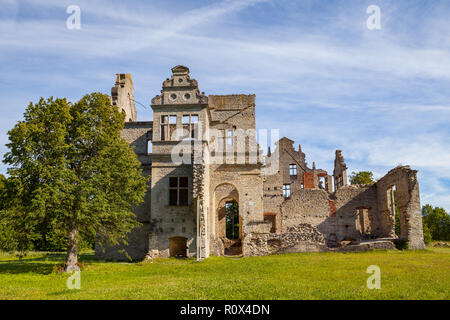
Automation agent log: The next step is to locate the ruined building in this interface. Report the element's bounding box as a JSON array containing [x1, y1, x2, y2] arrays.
[[96, 66, 425, 260]]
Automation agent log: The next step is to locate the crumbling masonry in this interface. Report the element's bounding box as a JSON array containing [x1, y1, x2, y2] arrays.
[[95, 66, 425, 261]]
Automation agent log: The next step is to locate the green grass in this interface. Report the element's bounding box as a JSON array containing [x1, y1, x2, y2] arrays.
[[0, 248, 449, 300]]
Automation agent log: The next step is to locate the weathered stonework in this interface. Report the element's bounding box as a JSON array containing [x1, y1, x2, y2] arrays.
[[95, 66, 425, 261], [376, 166, 425, 249], [111, 73, 137, 122]]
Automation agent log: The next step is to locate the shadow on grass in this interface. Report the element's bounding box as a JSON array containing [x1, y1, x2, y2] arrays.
[[0, 252, 101, 275], [0, 261, 55, 275], [47, 290, 82, 297]]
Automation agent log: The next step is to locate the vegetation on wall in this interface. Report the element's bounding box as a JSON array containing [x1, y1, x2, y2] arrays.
[[349, 171, 375, 185]]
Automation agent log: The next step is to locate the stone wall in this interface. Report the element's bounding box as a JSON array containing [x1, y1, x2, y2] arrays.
[[243, 224, 327, 256], [277, 184, 379, 246], [149, 163, 197, 258], [262, 138, 309, 233], [208, 164, 264, 256], [122, 121, 153, 160], [207, 93, 265, 257], [376, 166, 425, 249]]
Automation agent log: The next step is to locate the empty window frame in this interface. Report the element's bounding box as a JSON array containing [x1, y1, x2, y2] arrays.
[[289, 164, 297, 176], [169, 115, 177, 140], [169, 177, 189, 206], [336, 175, 344, 188], [182, 114, 198, 140], [282, 184, 291, 198], [160, 115, 168, 141], [226, 130, 234, 146], [216, 129, 233, 152], [161, 115, 177, 141], [319, 176, 326, 189]]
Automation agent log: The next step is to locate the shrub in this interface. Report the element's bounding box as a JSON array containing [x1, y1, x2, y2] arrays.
[[394, 239, 409, 250], [423, 223, 432, 244]]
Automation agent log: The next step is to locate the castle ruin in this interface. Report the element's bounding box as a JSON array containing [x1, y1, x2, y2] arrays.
[[96, 66, 425, 260]]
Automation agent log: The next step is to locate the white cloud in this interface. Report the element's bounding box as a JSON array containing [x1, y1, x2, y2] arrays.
[[0, 0, 449, 211]]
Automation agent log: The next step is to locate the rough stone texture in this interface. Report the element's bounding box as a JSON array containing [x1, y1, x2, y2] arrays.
[[96, 66, 426, 261], [243, 224, 327, 256], [433, 242, 450, 248], [121, 122, 153, 157], [334, 184, 379, 241], [330, 239, 396, 252], [111, 74, 137, 122], [262, 138, 308, 234], [376, 166, 425, 249], [334, 150, 348, 190]]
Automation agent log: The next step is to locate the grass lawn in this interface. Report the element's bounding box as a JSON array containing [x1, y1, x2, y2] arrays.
[[0, 247, 449, 300]]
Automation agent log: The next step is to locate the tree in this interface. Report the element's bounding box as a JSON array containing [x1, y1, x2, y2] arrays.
[[422, 223, 432, 244], [0, 174, 6, 210], [349, 171, 375, 185], [2, 94, 148, 271], [225, 202, 239, 240], [422, 204, 450, 241], [0, 174, 17, 252]]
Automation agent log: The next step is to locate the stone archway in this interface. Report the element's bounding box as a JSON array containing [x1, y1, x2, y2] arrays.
[[214, 183, 242, 255]]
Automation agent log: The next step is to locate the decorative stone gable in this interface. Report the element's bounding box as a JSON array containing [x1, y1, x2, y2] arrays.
[[151, 65, 208, 106]]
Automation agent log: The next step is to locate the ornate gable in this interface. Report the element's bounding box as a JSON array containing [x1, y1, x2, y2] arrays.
[[151, 65, 208, 106]]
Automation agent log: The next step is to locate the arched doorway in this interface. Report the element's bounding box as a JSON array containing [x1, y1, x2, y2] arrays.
[[214, 183, 242, 256], [169, 236, 187, 258]]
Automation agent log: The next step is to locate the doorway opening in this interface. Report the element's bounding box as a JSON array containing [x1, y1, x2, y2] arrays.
[[387, 185, 401, 238], [226, 201, 239, 240], [224, 201, 242, 255], [169, 236, 187, 258], [356, 207, 371, 239]]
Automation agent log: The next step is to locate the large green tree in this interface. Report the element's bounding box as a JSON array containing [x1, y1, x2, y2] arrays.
[[349, 171, 375, 185], [2, 93, 148, 270], [422, 204, 450, 241], [0, 174, 6, 210], [0, 174, 17, 251]]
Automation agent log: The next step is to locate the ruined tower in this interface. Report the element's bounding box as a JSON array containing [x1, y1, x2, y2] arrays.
[[333, 150, 348, 190], [111, 73, 137, 122]]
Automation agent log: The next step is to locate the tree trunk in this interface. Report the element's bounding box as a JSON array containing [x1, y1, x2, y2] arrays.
[[65, 226, 79, 272]]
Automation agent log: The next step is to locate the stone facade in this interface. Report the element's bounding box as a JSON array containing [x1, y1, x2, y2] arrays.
[[95, 66, 425, 261]]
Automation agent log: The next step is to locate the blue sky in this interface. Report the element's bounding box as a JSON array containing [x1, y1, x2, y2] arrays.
[[0, 0, 449, 211]]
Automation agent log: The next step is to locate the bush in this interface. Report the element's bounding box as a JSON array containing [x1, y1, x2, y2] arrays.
[[423, 223, 432, 244], [422, 204, 450, 241], [394, 239, 409, 250], [0, 219, 18, 252]]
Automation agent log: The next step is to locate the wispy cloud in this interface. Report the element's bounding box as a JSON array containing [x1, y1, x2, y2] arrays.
[[0, 0, 449, 211]]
